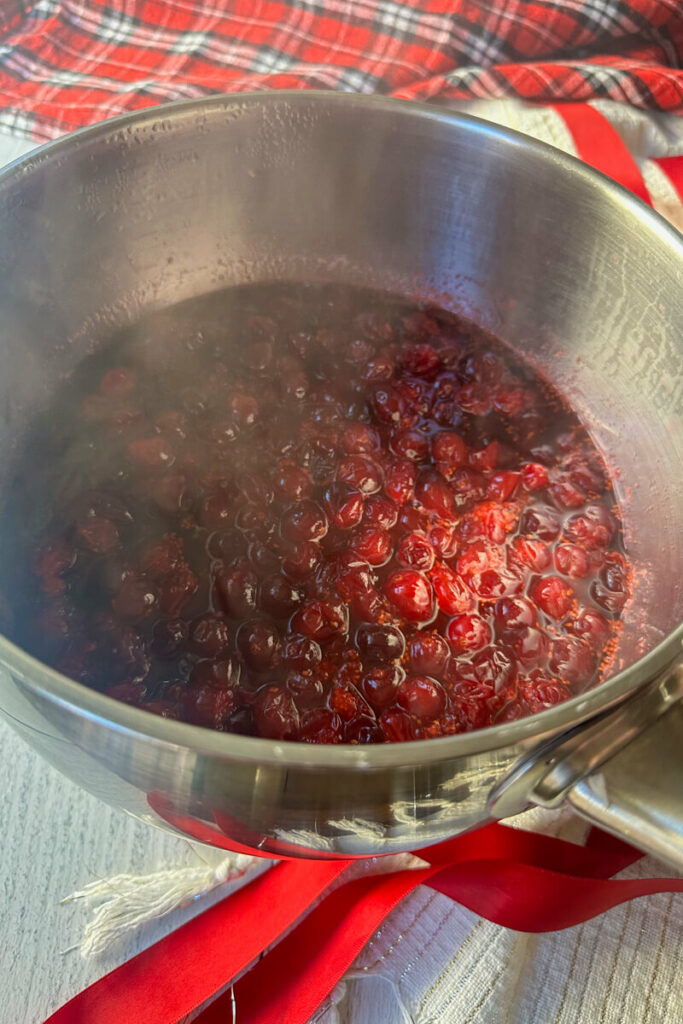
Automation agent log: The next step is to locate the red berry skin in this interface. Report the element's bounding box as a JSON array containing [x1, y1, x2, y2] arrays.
[[253, 686, 299, 740], [280, 500, 328, 543], [383, 459, 416, 504], [397, 676, 446, 720], [291, 599, 349, 642], [384, 570, 436, 624], [338, 455, 384, 495], [397, 533, 435, 571], [158, 566, 199, 616], [323, 483, 364, 530], [432, 432, 466, 475], [361, 665, 404, 710], [521, 462, 549, 490], [363, 495, 398, 530], [214, 563, 258, 619], [550, 635, 595, 685], [431, 564, 474, 616], [530, 576, 575, 619], [128, 436, 175, 471], [408, 633, 449, 676], [379, 708, 417, 742], [554, 543, 590, 578], [446, 613, 491, 652], [569, 607, 610, 644], [351, 526, 393, 566]]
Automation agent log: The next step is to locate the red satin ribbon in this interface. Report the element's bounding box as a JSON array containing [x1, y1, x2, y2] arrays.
[[552, 103, 651, 205]]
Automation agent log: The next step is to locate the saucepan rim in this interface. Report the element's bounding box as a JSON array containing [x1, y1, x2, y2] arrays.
[[0, 91, 681, 770]]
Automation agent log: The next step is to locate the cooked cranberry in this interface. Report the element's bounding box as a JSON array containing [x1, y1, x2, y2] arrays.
[[383, 459, 416, 504], [99, 366, 137, 397], [337, 455, 383, 495], [355, 623, 406, 663], [76, 516, 119, 554], [328, 680, 371, 722], [190, 655, 241, 690], [431, 564, 473, 615], [200, 491, 234, 530], [345, 715, 383, 743], [415, 471, 453, 517], [397, 533, 434, 571], [342, 423, 381, 454], [274, 462, 313, 502], [184, 685, 237, 729], [259, 573, 305, 617], [190, 614, 231, 658], [228, 392, 260, 425], [432, 432, 466, 474], [570, 607, 610, 643], [472, 646, 517, 693], [451, 467, 487, 502], [286, 671, 324, 709], [494, 596, 536, 633], [284, 635, 322, 669], [390, 428, 429, 462], [128, 436, 175, 471], [520, 679, 570, 714], [401, 343, 440, 377], [566, 505, 617, 548], [112, 576, 157, 620], [281, 500, 328, 543], [146, 474, 190, 513], [384, 570, 436, 624], [236, 618, 281, 671], [248, 541, 280, 575], [140, 534, 183, 578], [521, 506, 561, 541], [591, 578, 627, 615], [447, 613, 491, 652], [158, 566, 199, 616], [253, 686, 299, 739], [408, 633, 449, 676], [379, 708, 416, 742], [291, 599, 349, 641], [323, 483, 364, 530], [530, 576, 574, 619], [513, 627, 548, 667], [554, 543, 590, 578], [363, 495, 398, 529], [487, 472, 520, 502], [508, 537, 552, 572], [300, 708, 343, 743], [550, 477, 586, 510], [214, 563, 257, 618], [361, 665, 404, 710], [152, 618, 188, 658], [521, 462, 549, 490], [281, 541, 322, 580], [550, 636, 595, 684], [397, 676, 446, 720], [351, 526, 392, 566]]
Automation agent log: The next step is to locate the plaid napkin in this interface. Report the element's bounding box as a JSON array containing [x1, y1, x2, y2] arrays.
[[0, 0, 681, 142]]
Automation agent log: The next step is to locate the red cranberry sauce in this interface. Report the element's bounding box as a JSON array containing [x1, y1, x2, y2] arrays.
[[7, 283, 630, 743]]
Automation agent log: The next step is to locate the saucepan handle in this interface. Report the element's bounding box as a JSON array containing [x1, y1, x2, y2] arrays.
[[489, 661, 683, 870]]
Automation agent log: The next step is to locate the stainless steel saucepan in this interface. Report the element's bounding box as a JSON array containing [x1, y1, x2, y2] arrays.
[[0, 93, 681, 863]]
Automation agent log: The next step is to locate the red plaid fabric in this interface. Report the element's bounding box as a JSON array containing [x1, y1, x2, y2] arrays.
[[0, 1, 680, 141]]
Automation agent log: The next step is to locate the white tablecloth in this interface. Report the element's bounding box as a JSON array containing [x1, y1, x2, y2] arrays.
[[2, 103, 683, 1024]]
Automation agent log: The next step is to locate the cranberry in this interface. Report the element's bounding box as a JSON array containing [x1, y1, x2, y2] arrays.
[[214, 563, 258, 619], [338, 455, 383, 495], [146, 474, 190, 513], [447, 613, 491, 652], [279, 500, 328, 543], [508, 537, 552, 572], [521, 506, 561, 541], [408, 633, 449, 676], [487, 472, 520, 502], [184, 685, 237, 729], [415, 471, 453, 517], [140, 534, 183, 578], [128, 436, 175, 471], [328, 681, 371, 722], [200, 491, 234, 530], [228, 392, 260, 425], [100, 367, 137, 397], [513, 627, 548, 667], [521, 679, 570, 714], [390, 428, 429, 462], [355, 623, 406, 663], [361, 665, 404, 710], [530, 576, 574, 619], [248, 541, 280, 575], [554, 543, 590, 578], [274, 462, 313, 502], [300, 708, 343, 743], [236, 618, 281, 671], [472, 646, 517, 693], [190, 614, 231, 658], [253, 686, 299, 740], [345, 716, 383, 744], [397, 533, 434, 571], [469, 441, 499, 472], [76, 516, 119, 554], [550, 636, 595, 684], [494, 596, 536, 633], [152, 617, 188, 658], [158, 566, 199, 616], [342, 423, 381, 454], [384, 459, 416, 504], [432, 432, 466, 475], [323, 483, 364, 530], [112, 576, 157, 620], [284, 635, 322, 669], [591, 578, 627, 615], [351, 526, 392, 566], [431, 564, 474, 615], [565, 505, 617, 548], [397, 676, 446, 720], [363, 495, 398, 529], [430, 524, 458, 560], [550, 477, 586, 510], [286, 671, 324, 709], [379, 708, 417, 742], [384, 570, 436, 624], [401, 343, 440, 377], [451, 467, 487, 502], [190, 655, 241, 690], [281, 541, 322, 580], [521, 462, 549, 490], [259, 573, 304, 617], [571, 608, 610, 643], [291, 599, 349, 641]]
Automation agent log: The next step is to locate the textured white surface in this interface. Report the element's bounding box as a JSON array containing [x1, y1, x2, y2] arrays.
[[2, 102, 683, 1024]]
